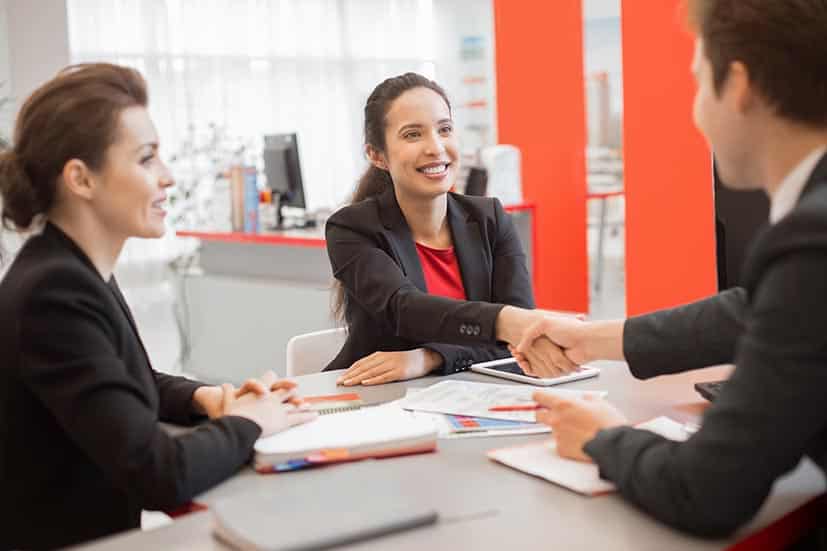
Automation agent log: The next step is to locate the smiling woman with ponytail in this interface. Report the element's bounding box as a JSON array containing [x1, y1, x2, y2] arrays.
[[324, 72, 548, 386]]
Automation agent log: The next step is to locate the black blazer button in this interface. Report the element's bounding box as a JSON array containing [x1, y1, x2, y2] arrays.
[[460, 324, 467, 335], [473, 326, 480, 336]]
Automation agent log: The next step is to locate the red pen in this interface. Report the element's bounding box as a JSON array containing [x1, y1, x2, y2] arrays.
[[488, 404, 542, 412]]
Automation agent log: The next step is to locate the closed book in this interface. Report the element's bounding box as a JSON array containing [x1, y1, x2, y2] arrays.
[[253, 406, 437, 472], [213, 491, 438, 551]]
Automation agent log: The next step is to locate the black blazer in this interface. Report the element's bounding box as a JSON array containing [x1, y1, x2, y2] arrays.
[[0, 223, 261, 550], [585, 154, 827, 537], [324, 188, 535, 374]]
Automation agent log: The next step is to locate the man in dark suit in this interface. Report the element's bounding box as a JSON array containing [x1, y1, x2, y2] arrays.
[[514, 0, 827, 541]]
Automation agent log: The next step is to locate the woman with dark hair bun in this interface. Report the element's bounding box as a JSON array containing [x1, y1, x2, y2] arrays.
[[325, 73, 572, 385], [0, 64, 316, 550]]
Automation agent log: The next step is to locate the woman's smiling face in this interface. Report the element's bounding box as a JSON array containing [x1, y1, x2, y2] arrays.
[[370, 86, 459, 200]]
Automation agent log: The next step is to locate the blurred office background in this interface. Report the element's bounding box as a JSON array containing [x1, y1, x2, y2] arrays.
[[0, 0, 627, 379]]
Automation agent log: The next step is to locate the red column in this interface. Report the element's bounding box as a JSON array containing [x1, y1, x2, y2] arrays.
[[621, 1, 717, 316], [493, 0, 588, 312]]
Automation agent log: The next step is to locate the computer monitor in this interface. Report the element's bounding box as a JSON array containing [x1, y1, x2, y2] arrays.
[[465, 166, 488, 196], [263, 133, 306, 210]]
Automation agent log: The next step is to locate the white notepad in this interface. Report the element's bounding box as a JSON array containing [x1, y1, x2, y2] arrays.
[[487, 416, 691, 495], [253, 405, 437, 470]]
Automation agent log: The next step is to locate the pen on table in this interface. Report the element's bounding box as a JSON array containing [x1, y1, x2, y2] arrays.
[[488, 404, 543, 412]]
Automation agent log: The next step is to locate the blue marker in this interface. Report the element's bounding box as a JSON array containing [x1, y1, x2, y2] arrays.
[[273, 459, 312, 472]]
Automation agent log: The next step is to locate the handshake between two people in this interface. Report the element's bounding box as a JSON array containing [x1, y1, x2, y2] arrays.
[[497, 307, 630, 462], [337, 306, 628, 387], [335, 307, 603, 387], [496, 306, 626, 379], [192, 371, 318, 438]]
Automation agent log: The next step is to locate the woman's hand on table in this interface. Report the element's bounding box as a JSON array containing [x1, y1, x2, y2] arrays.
[[337, 348, 442, 386], [193, 371, 317, 435]]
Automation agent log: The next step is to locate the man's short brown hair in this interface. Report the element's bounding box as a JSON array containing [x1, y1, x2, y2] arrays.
[[688, 0, 827, 127]]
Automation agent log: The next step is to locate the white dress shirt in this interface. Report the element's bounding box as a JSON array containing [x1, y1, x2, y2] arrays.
[[769, 146, 827, 224]]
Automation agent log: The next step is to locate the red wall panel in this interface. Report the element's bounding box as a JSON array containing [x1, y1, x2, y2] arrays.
[[621, 0, 717, 316], [493, 0, 589, 312]]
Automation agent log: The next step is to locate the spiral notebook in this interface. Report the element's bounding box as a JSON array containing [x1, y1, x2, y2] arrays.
[[303, 393, 363, 415]]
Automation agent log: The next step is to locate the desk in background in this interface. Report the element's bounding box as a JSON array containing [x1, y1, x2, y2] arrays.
[[77, 363, 825, 551], [174, 204, 536, 384]]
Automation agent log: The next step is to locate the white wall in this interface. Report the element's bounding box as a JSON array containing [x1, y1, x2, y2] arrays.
[[584, 0, 620, 20], [6, 0, 69, 106], [0, 0, 13, 140], [0, 0, 185, 374], [433, 0, 498, 154], [0, 0, 18, 271], [1, 0, 71, 272]]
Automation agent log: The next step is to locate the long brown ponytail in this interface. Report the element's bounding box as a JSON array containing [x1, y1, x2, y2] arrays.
[[332, 72, 451, 321]]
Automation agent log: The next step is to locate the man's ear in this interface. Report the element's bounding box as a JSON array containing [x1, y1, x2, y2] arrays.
[[366, 145, 388, 171], [726, 61, 755, 115], [60, 159, 97, 200]]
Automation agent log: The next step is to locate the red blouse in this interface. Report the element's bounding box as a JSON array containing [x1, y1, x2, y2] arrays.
[[415, 242, 467, 300]]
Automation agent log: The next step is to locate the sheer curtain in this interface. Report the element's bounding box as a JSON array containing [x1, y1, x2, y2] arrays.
[[67, 0, 436, 210]]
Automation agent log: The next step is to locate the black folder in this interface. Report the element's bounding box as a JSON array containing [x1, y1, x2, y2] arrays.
[[212, 491, 438, 550]]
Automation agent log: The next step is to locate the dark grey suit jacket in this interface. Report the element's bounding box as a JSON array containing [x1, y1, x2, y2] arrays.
[[324, 188, 535, 373], [585, 154, 827, 537], [0, 223, 262, 550]]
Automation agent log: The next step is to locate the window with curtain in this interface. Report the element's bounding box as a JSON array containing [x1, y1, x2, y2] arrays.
[[67, 0, 437, 211]]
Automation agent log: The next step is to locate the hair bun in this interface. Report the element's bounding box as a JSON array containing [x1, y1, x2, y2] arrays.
[[0, 148, 41, 230]]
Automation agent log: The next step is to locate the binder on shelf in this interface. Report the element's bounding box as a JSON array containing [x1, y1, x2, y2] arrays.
[[229, 165, 260, 233], [242, 166, 259, 234], [230, 166, 244, 232]]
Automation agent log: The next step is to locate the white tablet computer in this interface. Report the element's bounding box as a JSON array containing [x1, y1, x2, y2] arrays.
[[470, 357, 599, 386]]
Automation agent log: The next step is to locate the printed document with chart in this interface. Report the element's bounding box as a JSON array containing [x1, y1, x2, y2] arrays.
[[397, 380, 607, 422]]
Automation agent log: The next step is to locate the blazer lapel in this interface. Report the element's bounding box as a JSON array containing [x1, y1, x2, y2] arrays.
[[447, 195, 491, 301], [107, 277, 155, 371], [377, 187, 428, 292], [43, 222, 156, 372]]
